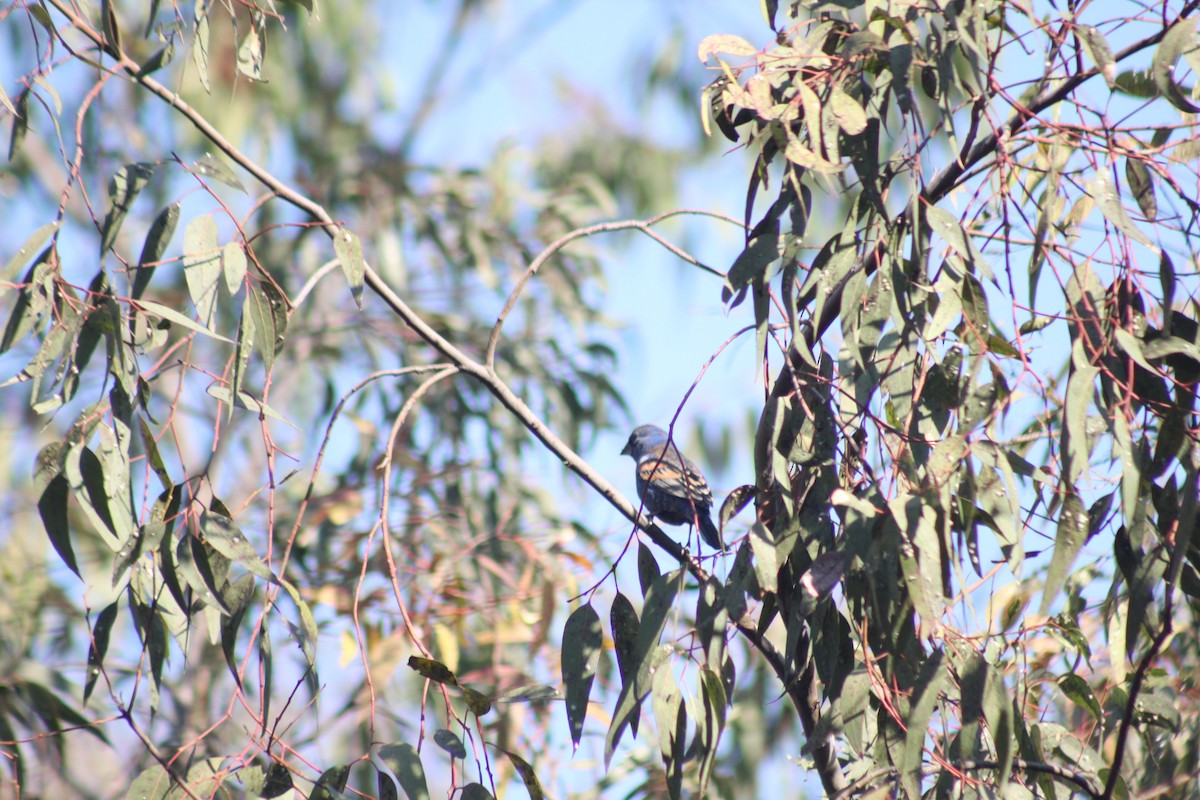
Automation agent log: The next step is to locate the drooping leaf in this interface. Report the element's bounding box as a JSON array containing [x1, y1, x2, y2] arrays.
[[2, 222, 59, 295], [136, 299, 233, 343], [187, 152, 245, 192], [1125, 157, 1157, 221], [333, 226, 365, 308], [222, 242, 248, 294], [1152, 19, 1200, 113], [498, 749, 544, 800], [132, 202, 180, 300], [309, 765, 350, 800], [1078, 25, 1116, 85], [561, 603, 603, 751], [247, 279, 289, 373], [83, 601, 119, 704], [191, 7, 211, 93], [432, 729, 467, 759], [1057, 673, 1102, 722], [100, 163, 156, 256], [122, 765, 172, 800], [1041, 491, 1088, 614], [406, 656, 458, 686], [182, 215, 221, 328], [277, 578, 319, 684], [219, 573, 255, 687], [236, 23, 266, 82], [605, 568, 682, 766], [201, 511, 272, 580], [926, 205, 996, 284], [377, 743, 429, 800]]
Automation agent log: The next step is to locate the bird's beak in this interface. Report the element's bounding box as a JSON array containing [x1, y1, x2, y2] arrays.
[[620, 438, 633, 457]]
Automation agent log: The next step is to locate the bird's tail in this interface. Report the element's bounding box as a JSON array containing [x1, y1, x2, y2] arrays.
[[698, 512, 724, 550]]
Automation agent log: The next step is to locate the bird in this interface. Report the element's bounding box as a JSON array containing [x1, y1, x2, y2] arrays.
[[620, 424, 724, 550]]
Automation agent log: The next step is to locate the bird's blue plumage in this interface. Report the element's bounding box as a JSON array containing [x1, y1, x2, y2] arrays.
[[621, 424, 724, 550]]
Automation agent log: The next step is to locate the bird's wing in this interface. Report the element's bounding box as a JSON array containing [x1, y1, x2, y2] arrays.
[[637, 452, 713, 505]]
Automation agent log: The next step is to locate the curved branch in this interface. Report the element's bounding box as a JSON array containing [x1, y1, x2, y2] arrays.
[[484, 209, 735, 367]]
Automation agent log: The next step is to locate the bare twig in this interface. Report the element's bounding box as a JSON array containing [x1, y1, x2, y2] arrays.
[[484, 209, 736, 367]]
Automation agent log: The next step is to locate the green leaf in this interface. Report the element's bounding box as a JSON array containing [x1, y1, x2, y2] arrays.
[[1018, 314, 1053, 335], [1113, 69, 1156, 98], [278, 578, 319, 682], [433, 729, 467, 759], [0, 79, 14, 116], [236, 24, 266, 83], [748, 521, 778, 593], [137, 39, 176, 76], [610, 592, 640, 735], [2, 222, 59, 296], [205, 385, 299, 428], [1062, 358, 1099, 485], [247, 280, 288, 373], [926, 205, 996, 284], [309, 765, 350, 800], [192, 7, 211, 93], [62, 444, 120, 551], [136, 299, 233, 343], [406, 656, 457, 685], [1160, 252, 1176, 320], [333, 226, 365, 308], [174, 533, 232, 614], [122, 765, 172, 800], [35, 443, 78, 575], [100, 163, 156, 256], [187, 153, 245, 192], [605, 569, 682, 766], [1, 256, 54, 354], [1041, 491, 1088, 614], [8, 87, 29, 160], [650, 655, 685, 782], [561, 603, 603, 751], [1125, 157, 1157, 221], [133, 202, 180, 300], [24, 681, 108, 743], [1152, 19, 1200, 113], [377, 743, 429, 800], [378, 769, 399, 800], [1057, 673, 1102, 722], [829, 85, 867, 134], [182, 215, 221, 328], [219, 573, 255, 687], [83, 601, 119, 704], [498, 749, 544, 800], [461, 685, 492, 716], [903, 650, 947, 796], [1142, 334, 1200, 364], [202, 511, 271, 580], [695, 576, 728, 671], [1078, 25, 1116, 85], [636, 540, 659, 597], [494, 684, 561, 704], [696, 667, 727, 796], [222, 242, 247, 294], [724, 220, 780, 302]]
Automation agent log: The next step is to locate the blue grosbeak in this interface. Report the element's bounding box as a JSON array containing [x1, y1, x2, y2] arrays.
[[621, 424, 724, 550]]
